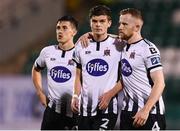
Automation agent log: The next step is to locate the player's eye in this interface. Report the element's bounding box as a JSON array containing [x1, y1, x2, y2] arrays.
[[63, 26, 68, 30], [56, 26, 60, 30], [92, 19, 97, 23], [100, 19, 106, 23]]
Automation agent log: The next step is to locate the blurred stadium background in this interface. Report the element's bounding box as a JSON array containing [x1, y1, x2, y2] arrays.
[[0, 0, 180, 129]]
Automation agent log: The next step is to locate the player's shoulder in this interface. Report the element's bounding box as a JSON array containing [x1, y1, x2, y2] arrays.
[[108, 35, 126, 51], [108, 34, 119, 42], [42, 45, 56, 51], [141, 39, 160, 55], [141, 39, 157, 48], [74, 41, 85, 52], [40, 45, 57, 54], [108, 34, 119, 39]]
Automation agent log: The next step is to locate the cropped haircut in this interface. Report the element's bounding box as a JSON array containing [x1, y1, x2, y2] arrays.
[[89, 5, 112, 20], [57, 15, 78, 30], [120, 8, 143, 22]]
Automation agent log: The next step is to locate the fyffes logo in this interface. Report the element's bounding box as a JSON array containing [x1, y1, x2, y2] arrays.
[[50, 66, 71, 82], [86, 59, 109, 76], [121, 59, 132, 76]]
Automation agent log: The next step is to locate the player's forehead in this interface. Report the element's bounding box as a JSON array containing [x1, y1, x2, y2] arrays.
[[119, 14, 135, 23], [56, 21, 72, 27], [91, 15, 109, 21]]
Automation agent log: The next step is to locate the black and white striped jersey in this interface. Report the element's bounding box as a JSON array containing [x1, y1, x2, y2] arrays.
[[73, 36, 122, 116], [120, 39, 165, 115], [34, 45, 76, 117]]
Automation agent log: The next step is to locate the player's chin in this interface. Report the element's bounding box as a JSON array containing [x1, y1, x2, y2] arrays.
[[94, 31, 104, 35], [57, 38, 65, 43], [120, 35, 128, 41], [119, 33, 125, 38]]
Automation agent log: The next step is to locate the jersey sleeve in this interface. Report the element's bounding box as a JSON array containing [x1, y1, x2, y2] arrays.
[[34, 47, 46, 70], [72, 43, 82, 69], [143, 44, 162, 72]]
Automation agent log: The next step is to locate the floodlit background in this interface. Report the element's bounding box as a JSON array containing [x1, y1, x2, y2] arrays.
[[0, 0, 180, 129]]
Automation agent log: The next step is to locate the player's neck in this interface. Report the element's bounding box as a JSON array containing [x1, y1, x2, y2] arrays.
[[128, 33, 142, 44], [58, 41, 74, 50], [92, 33, 108, 42]]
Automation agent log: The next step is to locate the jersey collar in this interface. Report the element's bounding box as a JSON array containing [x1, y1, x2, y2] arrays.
[[126, 39, 143, 51], [91, 35, 109, 42], [57, 45, 75, 51], [128, 38, 143, 45]]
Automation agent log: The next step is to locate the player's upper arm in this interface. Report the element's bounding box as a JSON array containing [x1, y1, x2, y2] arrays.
[[150, 69, 164, 83], [143, 42, 162, 72], [72, 44, 82, 69], [33, 47, 47, 71]]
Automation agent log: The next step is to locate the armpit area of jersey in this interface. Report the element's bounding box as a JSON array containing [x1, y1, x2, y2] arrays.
[[148, 65, 162, 72], [34, 62, 45, 71], [72, 59, 82, 69]]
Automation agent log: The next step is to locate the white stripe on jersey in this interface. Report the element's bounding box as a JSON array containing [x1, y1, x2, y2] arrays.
[[73, 36, 122, 116], [121, 39, 165, 115], [34, 45, 76, 117], [128, 98, 134, 112]]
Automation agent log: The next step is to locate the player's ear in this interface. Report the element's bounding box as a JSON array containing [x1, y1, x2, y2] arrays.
[[135, 19, 143, 32], [72, 28, 77, 36], [108, 20, 112, 28], [135, 24, 140, 32]]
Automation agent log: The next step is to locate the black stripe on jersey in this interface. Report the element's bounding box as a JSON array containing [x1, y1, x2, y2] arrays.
[[96, 42, 100, 51], [147, 65, 162, 86], [155, 101, 160, 114], [147, 68, 154, 87], [124, 94, 130, 111], [132, 94, 138, 114], [61, 50, 66, 58], [108, 98, 114, 113], [60, 100, 67, 115], [87, 94, 92, 116], [60, 93, 71, 115], [72, 59, 82, 69], [80, 97, 83, 115], [117, 62, 121, 82], [34, 63, 45, 71], [147, 71, 154, 88]]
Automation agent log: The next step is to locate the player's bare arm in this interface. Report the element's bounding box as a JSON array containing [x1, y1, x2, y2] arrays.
[[133, 69, 165, 127], [71, 68, 81, 113], [32, 66, 47, 107]]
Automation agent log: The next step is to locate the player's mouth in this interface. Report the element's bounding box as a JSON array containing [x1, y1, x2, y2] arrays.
[[119, 31, 124, 35], [58, 35, 63, 39], [95, 29, 102, 32]]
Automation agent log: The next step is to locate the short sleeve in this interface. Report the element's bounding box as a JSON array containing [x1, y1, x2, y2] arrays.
[[144, 44, 162, 72], [34, 48, 46, 70], [72, 43, 82, 69]]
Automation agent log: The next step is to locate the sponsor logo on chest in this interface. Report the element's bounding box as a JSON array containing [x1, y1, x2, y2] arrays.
[[50, 66, 71, 82], [86, 59, 109, 76], [121, 58, 132, 76]]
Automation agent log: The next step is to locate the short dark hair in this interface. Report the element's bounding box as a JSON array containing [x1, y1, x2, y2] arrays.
[[57, 15, 78, 30], [89, 5, 112, 20], [120, 8, 143, 22]]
